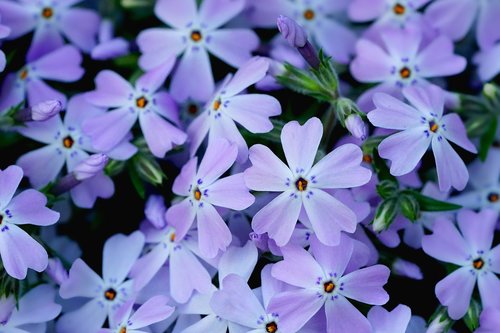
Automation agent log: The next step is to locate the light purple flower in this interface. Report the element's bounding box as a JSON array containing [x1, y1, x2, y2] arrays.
[[0, 0, 100, 60], [83, 62, 186, 158], [137, 0, 259, 101], [244, 117, 372, 247], [424, 0, 500, 49], [0, 45, 83, 113], [391, 258, 423, 280], [166, 139, 255, 258], [187, 56, 282, 162], [91, 19, 129, 61], [368, 85, 477, 191], [99, 296, 174, 333], [0, 15, 10, 72], [246, 0, 357, 64], [58, 231, 145, 333], [367, 304, 412, 333], [0, 165, 60, 279], [0, 284, 61, 332], [475, 308, 500, 333], [268, 235, 390, 333], [422, 209, 500, 319], [350, 27, 466, 110], [474, 44, 500, 82]]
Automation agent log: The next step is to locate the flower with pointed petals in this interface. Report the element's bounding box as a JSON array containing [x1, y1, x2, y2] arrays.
[[0, 0, 100, 60], [244, 117, 372, 247], [187, 56, 282, 162], [350, 27, 466, 110], [0, 15, 10, 72], [268, 235, 390, 333], [368, 85, 476, 191], [422, 209, 500, 319], [166, 139, 255, 258], [99, 296, 174, 333], [0, 45, 84, 113], [58, 231, 145, 333], [83, 62, 186, 158], [367, 304, 412, 333], [0, 165, 59, 279], [0, 284, 61, 332], [137, 0, 259, 102]]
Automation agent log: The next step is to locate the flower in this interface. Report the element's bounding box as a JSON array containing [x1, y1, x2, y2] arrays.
[[475, 308, 500, 333], [422, 209, 500, 319], [350, 27, 466, 110], [244, 117, 372, 247], [268, 235, 390, 333], [91, 19, 129, 61], [0, 0, 100, 60], [83, 62, 186, 158], [0, 165, 60, 279], [137, 0, 259, 101], [367, 304, 412, 333], [166, 139, 255, 258], [0, 15, 10, 72], [58, 231, 145, 333], [368, 85, 476, 191], [187, 56, 282, 162]]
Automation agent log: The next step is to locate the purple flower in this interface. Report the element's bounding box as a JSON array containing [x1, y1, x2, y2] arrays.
[[137, 0, 259, 101], [83, 62, 187, 157], [91, 19, 129, 61], [422, 209, 500, 319], [475, 308, 500, 333], [0, 165, 60, 279], [367, 304, 412, 333], [244, 117, 372, 247], [277, 15, 307, 48], [268, 235, 390, 333], [391, 258, 423, 280], [166, 139, 255, 258], [187, 56, 282, 162], [0, 284, 61, 332], [58, 231, 145, 333], [0, 45, 84, 113], [474, 44, 500, 82], [350, 27, 466, 110], [247, 0, 356, 64], [0, 0, 100, 60], [424, 0, 500, 49], [368, 85, 477, 191], [0, 15, 10, 72], [99, 296, 174, 333]]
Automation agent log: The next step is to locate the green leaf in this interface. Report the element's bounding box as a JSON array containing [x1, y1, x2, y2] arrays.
[[463, 299, 481, 332], [405, 191, 461, 212], [128, 165, 145, 199], [478, 116, 497, 161]]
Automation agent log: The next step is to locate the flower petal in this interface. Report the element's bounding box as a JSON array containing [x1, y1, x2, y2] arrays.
[[325, 294, 372, 333], [32, 45, 84, 82], [416, 36, 466, 78], [154, 0, 197, 29], [197, 202, 232, 258], [55, 298, 108, 333], [422, 218, 469, 266], [165, 198, 197, 240], [206, 174, 254, 210], [86, 70, 133, 107], [272, 245, 323, 289], [224, 94, 281, 133], [6, 189, 59, 226], [432, 136, 469, 191], [441, 113, 476, 153], [59, 258, 102, 298], [129, 295, 174, 329], [368, 93, 423, 130], [402, 84, 445, 118], [139, 111, 187, 157], [223, 56, 270, 97], [310, 234, 353, 278], [314, 18, 356, 64], [457, 209, 497, 255], [435, 266, 476, 320], [102, 231, 145, 284], [339, 265, 390, 305], [137, 28, 185, 71], [350, 39, 393, 83], [199, 0, 245, 29], [205, 29, 259, 67], [60, 8, 100, 52], [0, 165, 23, 210], [197, 138, 237, 186], [16, 145, 66, 189]]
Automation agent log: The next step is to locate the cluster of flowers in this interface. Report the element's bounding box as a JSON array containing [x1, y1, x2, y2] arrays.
[[0, 0, 499, 332]]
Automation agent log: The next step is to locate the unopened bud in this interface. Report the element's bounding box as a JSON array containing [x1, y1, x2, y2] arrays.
[[74, 154, 109, 181], [46, 258, 68, 285], [373, 198, 399, 232], [345, 114, 368, 141], [426, 307, 454, 333], [31, 100, 63, 121], [145, 195, 167, 229], [0, 295, 15, 325], [134, 154, 164, 185], [400, 194, 420, 221]]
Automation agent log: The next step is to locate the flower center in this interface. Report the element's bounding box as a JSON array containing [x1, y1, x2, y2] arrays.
[[119, 327, 127, 333], [194, 188, 202, 201], [62, 135, 74, 149], [472, 258, 484, 270], [213, 99, 222, 111], [323, 281, 335, 293], [266, 322, 278, 333], [19, 69, 28, 80], [187, 103, 198, 115], [169, 232, 176, 242], [399, 66, 411, 79], [0, 214, 3, 225], [393, 3, 406, 15], [104, 288, 117, 301], [303, 9, 315, 20], [363, 154, 373, 163], [487, 192, 499, 203], [136, 96, 148, 109], [295, 177, 308, 192], [428, 120, 439, 133], [191, 30, 203, 42], [41, 7, 53, 19]]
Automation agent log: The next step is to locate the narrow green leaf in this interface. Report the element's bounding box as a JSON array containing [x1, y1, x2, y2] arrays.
[[478, 116, 497, 161], [406, 191, 461, 212]]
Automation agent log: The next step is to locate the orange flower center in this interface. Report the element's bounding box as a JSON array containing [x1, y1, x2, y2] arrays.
[[191, 30, 202, 42], [323, 281, 335, 293], [472, 258, 484, 270], [303, 9, 315, 20], [62, 135, 74, 149], [213, 99, 222, 111], [136, 96, 148, 109], [429, 121, 439, 133], [19, 69, 28, 80], [487, 192, 499, 203], [266, 322, 278, 333], [399, 67, 411, 79], [295, 177, 308, 192], [194, 188, 202, 201], [393, 3, 406, 15], [42, 7, 53, 19], [104, 288, 117, 301]]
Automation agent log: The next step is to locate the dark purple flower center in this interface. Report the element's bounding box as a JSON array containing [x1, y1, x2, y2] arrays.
[[42, 7, 54, 19], [399, 67, 411, 79], [62, 135, 74, 149], [428, 121, 439, 133], [295, 177, 308, 191], [393, 3, 406, 15], [487, 192, 499, 202], [303, 9, 315, 20], [136, 96, 148, 109], [472, 258, 484, 270], [191, 30, 203, 42], [194, 188, 202, 201], [323, 281, 335, 293], [104, 288, 117, 300], [266, 322, 278, 333]]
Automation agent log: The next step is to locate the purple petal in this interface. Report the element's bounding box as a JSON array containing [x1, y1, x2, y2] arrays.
[[206, 174, 254, 210], [310, 234, 354, 278], [477, 1, 500, 49], [223, 56, 270, 97], [197, 139, 237, 186], [197, 202, 232, 258], [129, 244, 169, 291], [27, 25, 65, 62], [208, 111, 249, 162], [32, 45, 84, 82], [325, 295, 371, 333], [205, 29, 259, 67], [91, 38, 129, 61], [476, 308, 500, 333], [422, 218, 470, 265], [339, 265, 390, 305], [59, 258, 101, 298], [218, 242, 258, 283], [244, 144, 294, 192], [153, 91, 181, 125], [56, 298, 108, 333], [441, 113, 477, 153], [0, 1, 36, 39], [139, 111, 187, 157], [402, 84, 444, 118], [172, 157, 198, 196], [457, 209, 497, 255], [432, 136, 469, 191], [271, 245, 323, 289], [102, 231, 145, 284], [314, 18, 356, 64], [16, 145, 66, 188], [70, 172, 115, 208], [369, 93, 423, 130], [137, 28, 184, 71], [416, 36, 466, 78], [6, 189, 59, 226], [154, 0, 197, 29], [380, 27, 421, 60], [199, 0, 245, 29], [281, 117, 322, 175], [60, 8, 99, 52], [424, 0, 477, 42], [435, 267, 475, 320], [165, 198, 196, 240], [367, 304, 412, 333], [0, 224, 48, 279], [478, 271, 500, 311], [350, 39, 393, 83], [186, 111, 210, 157], [136, 59, 175, 94], [86, 70, 133, 107], [224, 94, 281, 133], [348, 0, 386, 21], [129, 295, 174, 329], [26, 77, 67, 106], [0, 165, 23, 210], [252, 190, 302, 246], [8, 285, 61, 326]]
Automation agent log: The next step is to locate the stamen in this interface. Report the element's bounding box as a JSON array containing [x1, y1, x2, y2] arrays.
[[266, 322, 278, 333], [119, 327, 127, 333], [191, 30, 202, 42], [136, 96, 148, 109], [104, 288, 117, 301], [303, 9, 315, 20], [399, 67, 411, 79], [393, 3, 406, 15], [0, 214, 3, 225], [169, 232, 176, 242], [472, 258, 484, 270], [62, 135, 74, 149], [428, 121, 439, 133], [213, 99, 221, 111], [295, 177, 308, 192], [19, 69, 28, 80], [42, 7, 53, 19], [363, 154, 373, 164], [487, 192, 499, 203], [194, 188, 202, 201], [323, 281, 335, 293]]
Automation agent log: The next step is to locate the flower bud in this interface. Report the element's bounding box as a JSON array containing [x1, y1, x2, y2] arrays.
[[426, 307, 454, 333], [145, 195, 167, 229], [0, 295, 15, 325], [277, 15, 307, 48], [373, 198, 399, 232], [134, 154, 164, 185], [392, 258, 423, 280], [376, 180, 399, 200], [31, 100, 63, 121], [345, 114, 368, 141], [74, 154, 109, 181], [399, 194, 420, 221], [46, 258, 69, 285]]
